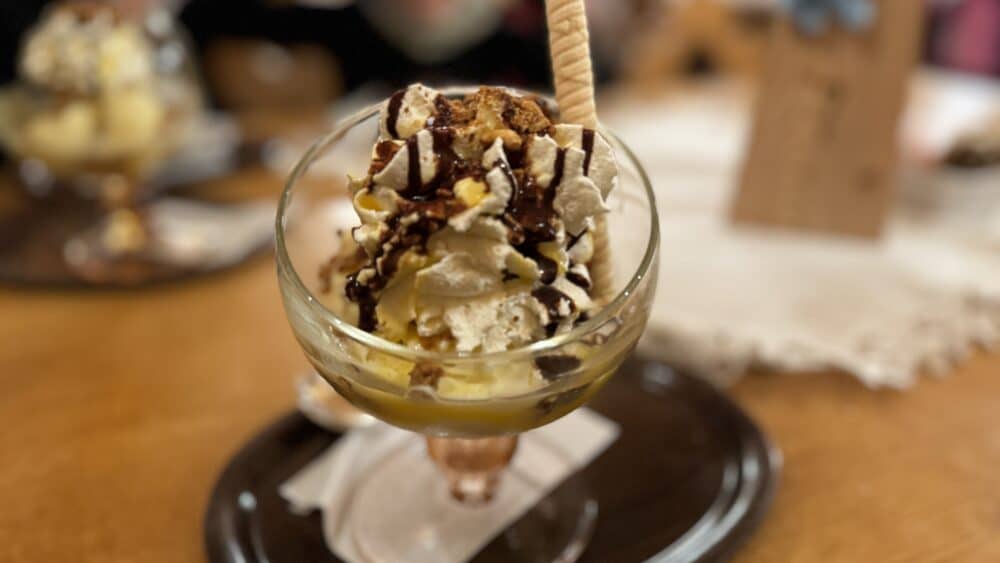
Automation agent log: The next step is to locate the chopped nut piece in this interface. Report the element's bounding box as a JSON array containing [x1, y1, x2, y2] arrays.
[[409, 362, 444, 389], [480, 128, 522, 150], [454, 177, 488, 207]]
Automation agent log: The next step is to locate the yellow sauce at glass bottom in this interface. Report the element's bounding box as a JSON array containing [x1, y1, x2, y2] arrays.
[[312, 362, 619, 437]]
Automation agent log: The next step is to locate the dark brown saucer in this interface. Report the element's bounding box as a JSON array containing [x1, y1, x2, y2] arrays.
[[0, 177, 272, 288], [204, 356, 780, 562]]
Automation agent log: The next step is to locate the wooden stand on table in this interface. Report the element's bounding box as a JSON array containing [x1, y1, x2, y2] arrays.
[[730, 0, 924, 239]]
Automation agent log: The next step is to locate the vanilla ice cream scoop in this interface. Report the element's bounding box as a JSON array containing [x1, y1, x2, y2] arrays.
[[322, 84, 618, 359]]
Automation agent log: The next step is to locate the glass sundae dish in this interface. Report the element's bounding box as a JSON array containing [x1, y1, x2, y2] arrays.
[[277, 84, 659, 561], [0, 0, 202, 281]]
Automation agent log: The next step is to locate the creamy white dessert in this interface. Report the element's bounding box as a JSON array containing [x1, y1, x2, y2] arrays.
[[321, 85, 618, 369]]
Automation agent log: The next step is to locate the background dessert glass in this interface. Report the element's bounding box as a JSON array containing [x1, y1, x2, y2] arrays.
[[277, 87, 659, 562], [0, 2, 202, 279]]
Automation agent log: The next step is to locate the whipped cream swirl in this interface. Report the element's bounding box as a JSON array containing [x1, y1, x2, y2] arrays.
[[331, 84, 618, 353]]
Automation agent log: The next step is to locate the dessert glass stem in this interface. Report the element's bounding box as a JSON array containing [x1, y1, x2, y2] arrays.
[[97, 174, 147, 255], [426, 435, 519, 504]]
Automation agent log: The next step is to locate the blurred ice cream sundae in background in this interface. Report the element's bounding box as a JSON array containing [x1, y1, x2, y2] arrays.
[[1, 1, 200, 184], [0, 0, 203, 281]]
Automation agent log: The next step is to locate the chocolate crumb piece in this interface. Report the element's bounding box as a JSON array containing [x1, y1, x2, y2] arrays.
[[468, 87, 553, 135], [526, 94, 559, 122], [436, 95, 475, 126], [535, 355, 581, 380], [475, 88, 553, 135], [537, 385, 587, 415], [504, 96, 553, 135], [409, 362, 444, 389]]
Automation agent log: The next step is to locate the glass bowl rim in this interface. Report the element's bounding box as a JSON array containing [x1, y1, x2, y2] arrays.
[[275, 85, 659, 364]]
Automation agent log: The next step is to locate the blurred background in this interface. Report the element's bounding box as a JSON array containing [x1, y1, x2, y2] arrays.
[[1, 2, 998, 382], [0, 2, 998, 386], [4, 1, 1000, 562], [3, 0, 997, 113], [0, 0, 996, 181]]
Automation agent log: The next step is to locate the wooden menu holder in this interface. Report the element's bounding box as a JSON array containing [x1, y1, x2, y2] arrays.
[[731, 0, 924, 239]]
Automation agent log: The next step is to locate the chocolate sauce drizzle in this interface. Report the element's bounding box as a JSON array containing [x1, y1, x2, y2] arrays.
[[397, 127, 473, 202], [348, 89, 598, 336], [345, 281, 378, 332], [517, 244, 557, 285], [551, 148, 567, 198], [532, 285, 576, 336], [346, 207, 459, 332], [385, 90, 406, 139], [581, 129, 595, 175], [566, 230, 586, 250], [501, 145, 569, 287], [503, 146, 565, 246], [566, 268, 591, 290], [405, 136, 421, 195]]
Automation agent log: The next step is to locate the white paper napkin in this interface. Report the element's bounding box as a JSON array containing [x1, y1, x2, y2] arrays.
[[146, 198, 275, 268], [280, 408, 619, 563]]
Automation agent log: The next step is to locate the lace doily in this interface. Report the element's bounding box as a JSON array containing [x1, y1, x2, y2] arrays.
[[604, 75, 1000, 388]]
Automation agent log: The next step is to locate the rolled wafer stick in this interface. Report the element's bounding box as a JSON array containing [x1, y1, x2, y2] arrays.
[[588, 214, 614, 304], [545, 0, 615, 303]]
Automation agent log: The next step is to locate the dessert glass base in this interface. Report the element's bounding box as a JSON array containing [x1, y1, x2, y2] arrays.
[[0, 172, 273, 287], [204, 357, 780, 563], [346, 436, 596, 563]]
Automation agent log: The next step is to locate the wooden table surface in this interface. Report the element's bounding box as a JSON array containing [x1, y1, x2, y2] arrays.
[[2, 168, 999, 563]]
